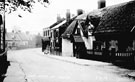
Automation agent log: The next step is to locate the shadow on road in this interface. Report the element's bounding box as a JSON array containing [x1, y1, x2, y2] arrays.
[[84, 55, 135, 70], [0, 61, 10, 82], [112, 62, 135, 70], [112, 62, 135, 80], [84, 56, 135, 80]]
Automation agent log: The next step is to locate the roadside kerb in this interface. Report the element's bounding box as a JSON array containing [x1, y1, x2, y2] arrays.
[[45, 54, 111, 66]]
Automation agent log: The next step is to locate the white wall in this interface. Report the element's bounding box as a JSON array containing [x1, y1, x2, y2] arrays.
[[62, 38, 73, 57], [81, 36, 95, 50], [79, 26, 95, 50]]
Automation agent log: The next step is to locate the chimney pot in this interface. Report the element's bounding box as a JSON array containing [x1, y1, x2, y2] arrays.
[[66, 9, 71, 22], [77, 9, 84, 15], [98, 0, 106, 9]]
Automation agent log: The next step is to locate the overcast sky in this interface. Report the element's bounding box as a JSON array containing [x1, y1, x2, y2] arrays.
[[5, 0, 132, 35]]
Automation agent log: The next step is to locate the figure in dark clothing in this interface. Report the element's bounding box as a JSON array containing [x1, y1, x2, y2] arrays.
[[42, 39, 47, 52], [76, 43, 87, 58]]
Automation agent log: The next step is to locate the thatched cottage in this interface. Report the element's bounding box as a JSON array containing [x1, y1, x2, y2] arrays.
[[86, 0, 135, 61]]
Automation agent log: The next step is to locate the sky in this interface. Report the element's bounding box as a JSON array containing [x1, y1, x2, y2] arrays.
[[5, 0, 132, 35]]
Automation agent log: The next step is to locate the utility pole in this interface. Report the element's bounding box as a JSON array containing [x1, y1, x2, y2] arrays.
[[0, 0, 5, 52], [0, 0, 8, 77]]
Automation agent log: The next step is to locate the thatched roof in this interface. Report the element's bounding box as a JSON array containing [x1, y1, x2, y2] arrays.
[[62, 20, 77, 38], [62, 14, 87, 38], [87, 0, 135, 34], [76, 13, 88, 20]]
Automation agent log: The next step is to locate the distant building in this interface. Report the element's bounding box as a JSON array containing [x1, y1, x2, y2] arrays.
[[6, 31, 36, 50], [42, 27, 50, 51], [42, 14, 66, 53], [6, 32, 20, 49]]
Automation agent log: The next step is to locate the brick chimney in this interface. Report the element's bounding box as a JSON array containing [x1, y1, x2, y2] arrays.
[[98, 0, 106, 9], [57, 14, 61, 22], [77, 9, 84, 15], [66, 9, 71, 22]]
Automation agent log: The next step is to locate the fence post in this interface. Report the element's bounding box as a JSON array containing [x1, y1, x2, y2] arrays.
[[102, 48, 108, 61], [111, 48, 116, 62]]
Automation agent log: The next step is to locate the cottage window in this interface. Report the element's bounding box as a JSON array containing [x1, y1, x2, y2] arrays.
[[46, 31, 47, 37], [47, 30, 48, 37], [48, 30, 50, 36], [50, 32, 52, 38], [47, 31, 48, 36], [55, 29, 59, 37], [109, 40, 118, 51], [44, 31, 45, 36], [53, 30, 56, 38], [44, 31, 46, 36], [46, 30, 47, 36], [43, 31, 45, 36]]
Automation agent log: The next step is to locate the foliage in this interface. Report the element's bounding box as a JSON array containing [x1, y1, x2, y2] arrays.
[[5, 0, 49, 13]]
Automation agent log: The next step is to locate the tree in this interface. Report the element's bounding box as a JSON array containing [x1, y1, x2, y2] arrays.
[[5, 0, 49, 13], [35, 33, 42, 47]]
